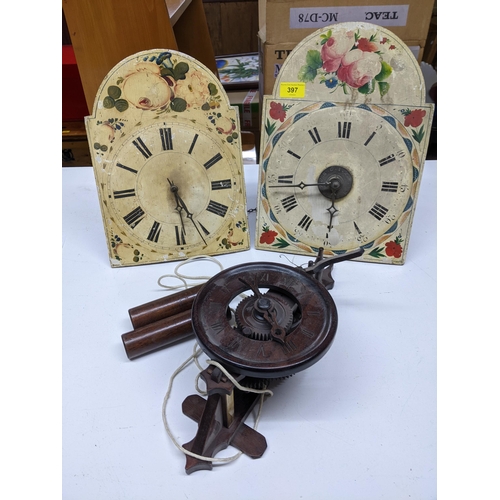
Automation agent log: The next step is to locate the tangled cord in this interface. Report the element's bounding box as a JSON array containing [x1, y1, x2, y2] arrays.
[[158, 256, 273, 466]]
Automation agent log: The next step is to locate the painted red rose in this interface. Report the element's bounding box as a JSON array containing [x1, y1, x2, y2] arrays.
[[260, 229, 278, 245], [357, 37, 378, 52], [404, 109, 427, 128], [269, 102, 287, 122]]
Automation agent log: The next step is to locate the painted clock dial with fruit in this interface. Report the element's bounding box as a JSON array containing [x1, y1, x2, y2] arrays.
[[86, 49, 249, 267]]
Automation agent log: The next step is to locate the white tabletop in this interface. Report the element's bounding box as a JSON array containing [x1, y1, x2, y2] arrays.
[[62, 160, 436, 499]]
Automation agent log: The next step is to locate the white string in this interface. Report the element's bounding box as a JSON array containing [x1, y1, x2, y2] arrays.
[[161, 341, 273, 465], [157, 255, 224, 290]]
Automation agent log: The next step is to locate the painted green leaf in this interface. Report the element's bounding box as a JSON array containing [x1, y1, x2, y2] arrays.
[[103, 96, 115, 109], [411, 126, 425, 143], [375, 61, 393, 81], [265, 118, 276, 137], [358, 79, 375, 94], [173, 62, 189, 80], [208, 82, 218, 96], [369, 247, 385, 258], [305, 50, 322, 69], [272, 237, 290, 248], [378, 81, 390, 96], [114, 99, 129, 112], [107, 85, 121, 100], [170, 98, 187, 112], [298, 64, 317, 82]]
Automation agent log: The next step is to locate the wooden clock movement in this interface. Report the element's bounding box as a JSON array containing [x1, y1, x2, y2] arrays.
[[256, 22, 434, 264], [122, 248, 363, 473], [85, 49, 249, 267]]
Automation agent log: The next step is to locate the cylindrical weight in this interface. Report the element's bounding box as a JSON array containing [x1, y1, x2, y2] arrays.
[[122, 309, 194, 360], [128, 284, 203, 329]]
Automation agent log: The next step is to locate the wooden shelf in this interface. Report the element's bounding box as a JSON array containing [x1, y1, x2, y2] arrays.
[[63, 0, 217, 113]]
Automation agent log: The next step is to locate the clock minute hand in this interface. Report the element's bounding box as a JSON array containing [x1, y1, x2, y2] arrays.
[[268, 181, 330, 190], [168, 178, 186, 234]]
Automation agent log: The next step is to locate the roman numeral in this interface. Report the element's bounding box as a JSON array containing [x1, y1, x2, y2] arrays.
[[210, 321, 225, 335], [300, 328, 315, 338], [338, 121, 352, 139], [282, 339, 297, 354], [298, 214, 312, 231], [379, 154, 396, 166], [132, 137, 152, 159], [211, 179, 232, 190], [123, 206, 145, 227], [281, 195, 298, 212], [369, 203, 389, 220], [287, 149, 301, 160], [175, 226, 186, 246], [381, 181, 399, 193], [159, 127, 173, 150], [277, 175, 294, 184], [308, 127, 321, 144], [364, 130, 377, 146], [113, 188, 135, 199], [188, 133, 199, 154], [206, 200, 228, 217], [147, 221, 161, 242], [116, 162, 138, 174], [204, 152, 222, 169]]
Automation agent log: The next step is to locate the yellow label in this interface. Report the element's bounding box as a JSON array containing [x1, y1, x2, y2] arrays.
[[279, 82, 306, 98]]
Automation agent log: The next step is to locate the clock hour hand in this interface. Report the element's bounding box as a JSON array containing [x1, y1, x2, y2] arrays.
[[238, 278, 287, 345], [168, 179, 186, 235], [326, 179, 341, 230], [168, 179, 207, 245]]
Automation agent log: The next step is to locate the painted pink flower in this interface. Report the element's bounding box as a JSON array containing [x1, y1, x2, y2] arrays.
[[320, 32, 354, 73], [357, 37, 378, 52], [337, 50, 382, 89]]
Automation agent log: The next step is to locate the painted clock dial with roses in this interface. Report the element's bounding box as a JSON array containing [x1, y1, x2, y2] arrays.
[[257, 22, 434, 264], [86, 50, 249, 267]]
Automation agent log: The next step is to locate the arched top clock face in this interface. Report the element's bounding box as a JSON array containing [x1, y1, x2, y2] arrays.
[[86, 49, 250, 266], [191, 262, 338, 378], [273, 22, 426, 106], [256, 98, 433, 264], [108, 121, 243, 254]]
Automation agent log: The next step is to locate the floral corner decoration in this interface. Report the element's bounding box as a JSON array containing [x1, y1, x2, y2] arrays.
[[297, 29, 394, 97], [368, 234, 404, 260], [219, 221, 248, 250], [265, 102, 293, 137], [401, 108, 428, 143], [259, 224, 290, 249]]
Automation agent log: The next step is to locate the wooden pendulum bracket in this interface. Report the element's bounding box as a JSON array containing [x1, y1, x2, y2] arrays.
[[181, 365, 267, 474]]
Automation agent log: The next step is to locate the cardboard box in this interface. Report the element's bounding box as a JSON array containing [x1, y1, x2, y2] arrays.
[[228, 89, 260, 129], [258, 0, 434, 45], [258, 33, 424, 97]]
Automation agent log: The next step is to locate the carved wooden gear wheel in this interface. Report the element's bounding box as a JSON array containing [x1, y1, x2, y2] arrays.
[[191, 261, 338, 378]]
